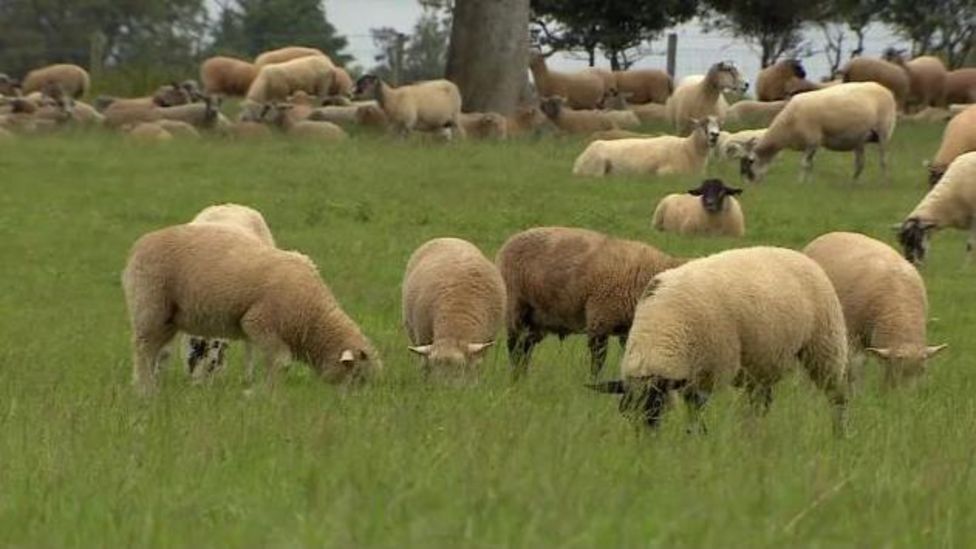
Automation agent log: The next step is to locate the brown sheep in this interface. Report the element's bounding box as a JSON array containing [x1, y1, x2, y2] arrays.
[[756, 59, 807, 101], [22, 64, 89, 98], [927, 104, 976, 186], [539, 96, 616, 134], [254, 46, 329, 68], [840, 56, 910, 110], [200, 56, 258, 97], [945, 68, 976, 104], [529, 52, 606, 109], [613, 69, 672, 104], [884, 50, 948, 109]]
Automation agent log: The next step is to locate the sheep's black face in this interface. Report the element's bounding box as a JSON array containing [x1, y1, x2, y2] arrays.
[[789, 59, 806, 79], [897, 218, 934, 265], [688, 178, 743, 213]]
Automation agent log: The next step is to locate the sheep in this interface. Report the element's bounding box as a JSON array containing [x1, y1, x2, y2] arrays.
[[97, 83, 191, 114], [587, 129, 656, 141], [496, 226, 686, 377], [714, 128, 766, 161], [897, 151, 976, 265], [666, 61, 748, 135], [505, 104, 554, 137], [586, 67, 617, 97], [572, 116, 719, 177], [884, 50, 947, 110], [353, 74, 463, 138], [756, 59, 808, 101], [228, 121, 273, 139], [259, 103, 348, 141], [741, 82, 897, 184], [308, 104, 362, 125], [200, 56, 258, 97], [839, 56, 910, 110], [613, 69, 672, 104], [803, 232, 946, 389], [630, 102, 668, 125], [122, 223, 380, 394], [459, 112, 508, 140], [724, 99, 786, 128], [245, 55, 336, 107], [330, 67, 354, 98], [587, 246, 848, 433], [155, 96, 223, 130], [926, 104, 976, 186], [945, 68, 976, 104], [402, 238, 506, 376], [126, 122, 173, 144], [651, 178, 745, 237], [528, 51, 606, 109], [156, 120, 201, 139], [539, 96, 616, 134], [254, 46, 329, 68], [902, 106, 953, 123], [21, 64, 89, 98], [70, 101, 104, 127], [784, 77, 827, 96], [354, 103, 390, 130], [591, 90, 641, 128]]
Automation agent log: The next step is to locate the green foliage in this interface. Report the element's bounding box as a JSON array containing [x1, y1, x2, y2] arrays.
[[879, 0, 976, 67], [704, 0, 828, 67]]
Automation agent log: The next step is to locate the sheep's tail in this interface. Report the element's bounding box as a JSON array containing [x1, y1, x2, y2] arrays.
[[572, 143, 610, 177]]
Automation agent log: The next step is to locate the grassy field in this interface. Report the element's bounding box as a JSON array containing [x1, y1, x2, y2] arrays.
[[1, 122, 975, 547]]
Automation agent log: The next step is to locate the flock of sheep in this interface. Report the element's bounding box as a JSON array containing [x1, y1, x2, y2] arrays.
[[5, 44, 976, 433]]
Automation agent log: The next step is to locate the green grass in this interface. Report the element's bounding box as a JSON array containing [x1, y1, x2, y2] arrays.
[[2, 122, 975, 547]]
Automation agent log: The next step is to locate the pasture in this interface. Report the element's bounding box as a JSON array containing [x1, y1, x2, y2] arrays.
[[1, 123, 975, 547]]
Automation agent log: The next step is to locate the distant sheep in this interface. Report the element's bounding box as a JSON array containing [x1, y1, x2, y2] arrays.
[[22, 64, 90, 98], [459, 112, 508, 140], [724, 99, 786, 128], [402, 238, 506, 375], [840, 56, 910, 110], [613, 68, 672, 104], [126, 122, 173, 143], [587, 129, 656, 141], [354, 74, 463, 138], [926, 104, 976, 186], [539, 96, 616, 134], [666, 61, 748, 135], [588, 247, 848, 433], [756, 59, 807, 101], [254, 46, 329, 68], [651, 178, 745, 237], [529, 51, 606, 109], [496, 226, 685, 377], [259, 103, 348, 141], [714, 128, 766, 161], [201, 56, 258, 97], [884, 50, 947, 109], [246, 55, 336, 106], [629, 102, 668, 125], [505, 104, 555, 137], [945, 68, 976, 104]]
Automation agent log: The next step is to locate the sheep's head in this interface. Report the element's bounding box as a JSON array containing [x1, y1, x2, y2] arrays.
[[586, 377, 674, 429], [786, 59, 806, 79], [319, 347, 382, 385], [353, 74, 382, 100], [153, 84, 191, 107], [688, 178, 743, 213], [740, 138, 772, 183], [865, 344, 947, 387], [693, 115, 721, 147], [539, 96, 565, 120], [180, 79, 206, 102], [897, 217, 937, 265], [186, 337, 228, 377], [330, 67, 354, 98], [712, 61, 749, 93], [409, 341, 494, 373]]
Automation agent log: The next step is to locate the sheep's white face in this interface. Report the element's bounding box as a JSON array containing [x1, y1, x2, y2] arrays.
[[704, 116, 721, 147], [740, 150, 772, 183], [409, 342, 494, 375], [714, 63, 749, 93], [866, 344, 947, 387]]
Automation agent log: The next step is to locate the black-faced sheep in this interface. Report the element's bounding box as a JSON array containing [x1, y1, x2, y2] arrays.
[[651, 178, 745, 237]]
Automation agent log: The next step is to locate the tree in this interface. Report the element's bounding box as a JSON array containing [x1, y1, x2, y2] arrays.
[[815, 0, 882, 75], [881, 0, 976, 67], [371, 2, 451, 84], [703, 0, 828, 68], [446, 0, 530, 113], [210, 0, 351, 64], [530, 0, 697, 69]]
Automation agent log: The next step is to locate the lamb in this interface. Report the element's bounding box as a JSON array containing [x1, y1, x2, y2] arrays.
[[897, 151, 976, 265], [803, 231, 946, 389], [539, 96, 616, 134], [459, 112, 508, 140], [926, 104, 976, 186], [588, 247, 848, 432], [651, 178, 745, 237], [601, 108, 640, 129], [496, 226, 686, 377], [883, 50, 947, 110], [756, 59, 808, 101], [70, 101, 104, 127], [353, 74, 462, 138], [740, 82, 897, 184], [724, 99, 786, 128], [98, 83, 191, 114], [945, 68, 976, 104], [714, 128, 766, 161], [613, 69, 672, 104], [254, 46, 329, 68], [666, 61, 748, 135], [200, 56, 258, 97], [839, 56, 910, 110], [528, 51, 606, 109], [572, 116, 719, 177], [21, 64, 90, 98], [245, 55, 336, 107], [122, 223, 380, 394], [402, 238, 506, 375]]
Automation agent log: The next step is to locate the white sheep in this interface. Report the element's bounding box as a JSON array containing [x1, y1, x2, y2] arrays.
[[713, 128, 766, 161], [926, 104, 976, 186], [589, 247, 848, 433], [651, 178, 745, 237], [122, 223, 381, 394], [741, 82, 897, 184], [245, 55, 336, 107], [496, 226, 686, 377], [353, 74, 463, 138], [402, 238, 506, 376], [572, 116, 719, 177], [724, 99, 786, 128], [666, 61, 748, 135], [803, 232, 946, 388], [21, 64, 90, 98], [897, 151, 976, 265], [254, 46, 329, 68]]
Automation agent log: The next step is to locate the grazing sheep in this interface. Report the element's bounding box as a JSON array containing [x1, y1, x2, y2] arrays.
[[613, 69, 672, 104], [254, 46, 329, 68], [201, 56, 258, 97], [505, 104, 554, 137], [651, 178, 745, 237], [21, 64, 89, 98], [459, 112, 508, 140], [259, 103, 348, 141], [926, 104, 976, 186], [666, 61, 748, 135], [714, 128, 766, 161], [756, 59, 807, 101], [402, 238, 506, 375], [572, 116, 719, 177], [246, 55, 336, 107], [529, 51, 606, 109], [126, 123, 174, 143], [540, 96, 616, 134], [945, 68, 976, 104], [803, 232, 946, 388], [884, 50, 947, 109], [897, 151, 976, 264], [630, 102, 669, 125], [588, 247, 848, 432], [122, 223, 380, 393], [496, 226, 686, 377], [354, 74, 463, 138], [741, 82, 897, 184], [840, 56, 910, 110], [724, 99, 786, 128]]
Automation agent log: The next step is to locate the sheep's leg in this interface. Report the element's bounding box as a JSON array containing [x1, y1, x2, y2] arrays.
[[745, 382, 773, 416], [587, 334, 609, 378], [800, 146, 817, 183], [131, 328, 176, 396], [508, 329, 544, 379], [852, 145, 866, 183], [799, 348, 849, 437]]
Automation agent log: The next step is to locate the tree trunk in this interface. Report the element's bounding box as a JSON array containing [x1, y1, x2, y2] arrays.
[[446, 0, 530, 114]]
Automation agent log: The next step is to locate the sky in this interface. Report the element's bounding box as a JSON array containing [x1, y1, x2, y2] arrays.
[[325, 0, 903, 82]]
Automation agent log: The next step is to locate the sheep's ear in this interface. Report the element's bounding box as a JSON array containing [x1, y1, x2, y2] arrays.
[[925, 344, 948, 359], [687, 188, 704, 196], [466, 342, 494, 355], [408, 345, 432, 356], [726, 187, 744, 195], [586, 380, 626, 394], [340, 349, 356, 364], [865, 348, 892, 360]]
